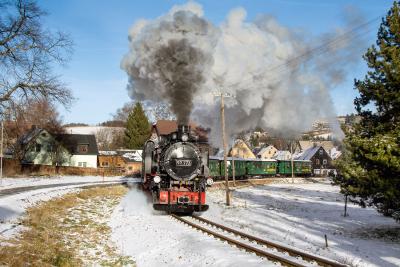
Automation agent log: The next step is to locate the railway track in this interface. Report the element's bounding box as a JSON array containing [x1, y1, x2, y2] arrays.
[[171, 214, 347, 267]]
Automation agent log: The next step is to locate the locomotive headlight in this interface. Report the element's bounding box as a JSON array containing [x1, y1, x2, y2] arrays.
[[172, 133, 177, 140], [181, 133, 188, 142], [153, 176, 161, 184], [206, 178, 214, 186]]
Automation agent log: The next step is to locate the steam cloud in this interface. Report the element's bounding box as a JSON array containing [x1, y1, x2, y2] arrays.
[[122, 2, 367, 145], [121, 3, 219, 124]]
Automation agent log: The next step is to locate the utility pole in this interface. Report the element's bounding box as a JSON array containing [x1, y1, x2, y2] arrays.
[[213, 92, 234, 206], [290, 141, 294, 184], [1, 120, 3, 185]]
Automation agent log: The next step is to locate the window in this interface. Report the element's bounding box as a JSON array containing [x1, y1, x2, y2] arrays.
[[78, 162, 87, 167], [316, 159, 320, 165], [323, 159, 327, 165], [128, 166, 133, 171], [35, 143, 42, 152], [78, 144, 89, 153], [101, 161, 109, 167], [319, 149, 323, 155]]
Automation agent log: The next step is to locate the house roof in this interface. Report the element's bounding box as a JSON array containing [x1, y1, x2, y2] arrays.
[[56, 134, 98, 155], [296, 145, 325, 160], [18, 127, 45, 146], [257, 145, 277, 156], [98, 150, 143, 162], [299, 140, 334, 152], [272, 150, 291, 160]]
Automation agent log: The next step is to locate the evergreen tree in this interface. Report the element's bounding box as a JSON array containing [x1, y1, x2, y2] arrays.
[[334, 2, 400, 219], [124, 102, 151, 149]]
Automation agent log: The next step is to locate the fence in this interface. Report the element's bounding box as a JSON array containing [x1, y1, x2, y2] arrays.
[[1, 159, 136, 177]]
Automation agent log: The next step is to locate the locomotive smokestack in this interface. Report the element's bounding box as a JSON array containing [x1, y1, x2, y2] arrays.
[[178, 124, 190, 134]]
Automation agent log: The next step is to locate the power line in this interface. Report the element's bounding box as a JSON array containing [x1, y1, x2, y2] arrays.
[[225, 14, 383, 90]]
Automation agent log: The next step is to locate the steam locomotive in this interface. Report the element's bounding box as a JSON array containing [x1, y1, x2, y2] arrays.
[[142, 125, 212, 213]]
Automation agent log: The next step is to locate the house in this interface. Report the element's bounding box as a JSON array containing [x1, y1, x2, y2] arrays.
[[272, 150, 292, 160], [229, 139, 255, 159], [98, 149, 142, 175], [56, 134, 98, 168], [296, 145, 334, 176], [257, 145, 277, 159], [20, 127, 98, 168]]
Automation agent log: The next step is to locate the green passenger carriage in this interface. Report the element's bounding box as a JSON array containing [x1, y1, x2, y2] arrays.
[[277, 160, 311, 176], [246, 159, 277, 176]]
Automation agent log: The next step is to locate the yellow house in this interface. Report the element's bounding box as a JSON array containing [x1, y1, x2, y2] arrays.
[[229, 139, 256, 159], [257, 145, 277, 159]]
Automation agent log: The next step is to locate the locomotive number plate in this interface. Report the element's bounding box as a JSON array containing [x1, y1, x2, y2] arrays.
[[176, 159, 192, 166]]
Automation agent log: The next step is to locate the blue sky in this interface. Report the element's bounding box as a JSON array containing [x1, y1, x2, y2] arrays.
[[37, 0, 395, 124]]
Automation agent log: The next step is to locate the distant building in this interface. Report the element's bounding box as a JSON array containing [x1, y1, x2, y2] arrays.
[[229, 139, 256, 159], [98, 149, 142, 175], [296, 145, 334, 176], [20, 128, 98, 168], [257, 145, 277, 159], [272, 150, 292, 160]]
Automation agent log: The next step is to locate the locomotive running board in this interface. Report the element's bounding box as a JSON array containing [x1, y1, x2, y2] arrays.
[[154, 204, 209, 213]]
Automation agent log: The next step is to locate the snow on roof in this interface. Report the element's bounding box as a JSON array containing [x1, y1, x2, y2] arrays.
[[296, 145, 321, 160], [119, 150, 142, 162], [272, 150, 291, 160], [257, 145, 276, 156], [99, 151, 118, 156]]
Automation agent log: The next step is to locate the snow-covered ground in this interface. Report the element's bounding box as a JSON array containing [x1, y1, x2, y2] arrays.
[[0, 175, 125, 190], [110, 186, 275, 267], [110, 180, 400, 267], [0, 176, 127, 238]]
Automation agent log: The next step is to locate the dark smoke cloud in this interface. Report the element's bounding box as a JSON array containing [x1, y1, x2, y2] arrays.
[[121, 3, 219, 124], [153, 39, 208, 124]]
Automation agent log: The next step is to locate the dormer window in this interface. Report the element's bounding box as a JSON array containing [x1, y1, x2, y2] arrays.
[[78, 144, 89, 153]]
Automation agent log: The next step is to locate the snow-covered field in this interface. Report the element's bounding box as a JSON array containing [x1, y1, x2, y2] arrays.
[[0, 176, 127, 238], [110, 180, 400, 267], [2, 177, 399, 266]]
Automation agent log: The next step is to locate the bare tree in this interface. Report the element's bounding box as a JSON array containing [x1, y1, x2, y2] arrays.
[[5, 98, 64, 160], [0, 0, 73, 113], [113, 101, 176, 124]]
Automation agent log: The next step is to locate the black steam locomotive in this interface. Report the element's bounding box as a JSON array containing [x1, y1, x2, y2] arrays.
[[142, 125, 212, 213]]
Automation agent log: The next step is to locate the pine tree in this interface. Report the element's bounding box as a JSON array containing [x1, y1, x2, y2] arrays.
[[124, 102, 151, 149], [334, 2, 400, 219]]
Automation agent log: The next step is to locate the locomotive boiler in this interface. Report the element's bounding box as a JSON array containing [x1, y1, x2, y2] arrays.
[[142, 125, 213, 213]]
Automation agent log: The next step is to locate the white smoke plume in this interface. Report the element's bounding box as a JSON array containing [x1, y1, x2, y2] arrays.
[[122, 2, 367, 146]]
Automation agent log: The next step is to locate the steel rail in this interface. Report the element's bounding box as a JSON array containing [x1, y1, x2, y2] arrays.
[[191, 215, 346, 267], [171, 214, 308, 267]]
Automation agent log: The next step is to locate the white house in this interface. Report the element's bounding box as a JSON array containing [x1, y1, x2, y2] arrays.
[[59, 134, 98, 168]]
